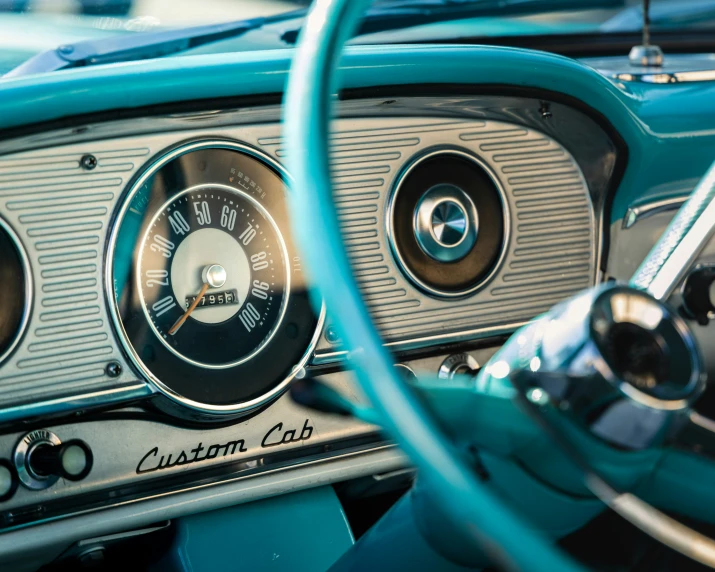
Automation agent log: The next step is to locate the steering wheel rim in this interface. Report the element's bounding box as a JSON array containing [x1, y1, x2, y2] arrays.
[[283, 1, 581, 570]]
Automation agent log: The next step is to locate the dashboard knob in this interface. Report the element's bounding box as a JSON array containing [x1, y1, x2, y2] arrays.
[[29, 440, 93, 482], [0, 460, 17, 501], [414, 184, 479, 263], [438, 353, 480, 380], [681, 265, 715, 325]]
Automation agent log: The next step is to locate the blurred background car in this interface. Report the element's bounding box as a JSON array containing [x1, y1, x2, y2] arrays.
[[0, 0, 133, 15]]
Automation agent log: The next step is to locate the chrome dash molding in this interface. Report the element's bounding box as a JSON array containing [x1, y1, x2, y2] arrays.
[[585, 55, 715, 85], [612, 70, 715, 84], [623, 196, 688, 229], [0, 445, 406, 560], [0, 369, 383, 528]]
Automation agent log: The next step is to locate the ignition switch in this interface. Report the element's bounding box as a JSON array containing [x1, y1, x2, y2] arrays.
[[438, 353, 480, 380]]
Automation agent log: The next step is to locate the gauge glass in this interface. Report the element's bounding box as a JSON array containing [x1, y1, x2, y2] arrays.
[[137, 185, 289, 369]]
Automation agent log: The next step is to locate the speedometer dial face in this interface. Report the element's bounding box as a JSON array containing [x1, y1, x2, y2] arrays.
[[138, 185, 288, 368], [108, 142, 321, 416]]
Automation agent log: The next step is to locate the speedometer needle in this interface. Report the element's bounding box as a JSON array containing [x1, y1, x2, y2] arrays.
[[169, 282, 209, 336]]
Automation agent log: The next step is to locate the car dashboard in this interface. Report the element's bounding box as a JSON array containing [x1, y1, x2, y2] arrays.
[[0, 43, 713, 568]]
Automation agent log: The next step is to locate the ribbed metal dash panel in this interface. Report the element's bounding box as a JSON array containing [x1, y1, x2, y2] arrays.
[[0, 115, 596, 412], [0, 148, 150, 405], [255, 117, 596, 349]]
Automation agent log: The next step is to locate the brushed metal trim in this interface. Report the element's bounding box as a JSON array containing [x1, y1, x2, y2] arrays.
[[312, 320, 527, 364], [0, 352, 485, 529], [0, 216, 32, 367], [105, 139, 326, 416], [386, 148, 510, 299], [0, 384, 151, 425]]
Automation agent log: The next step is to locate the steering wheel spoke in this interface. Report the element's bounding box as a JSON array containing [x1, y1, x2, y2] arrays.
[[631, 160, 715, 301]]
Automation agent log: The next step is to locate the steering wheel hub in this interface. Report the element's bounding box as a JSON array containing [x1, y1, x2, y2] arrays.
[[590, 287, 700, 403]]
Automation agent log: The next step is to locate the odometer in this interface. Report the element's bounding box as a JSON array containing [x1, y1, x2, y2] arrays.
[[108, 141, 321, 418]]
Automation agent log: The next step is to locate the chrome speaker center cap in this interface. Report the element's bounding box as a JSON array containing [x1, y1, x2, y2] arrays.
[[431, 200, 467, 245], [414, 184, 479, 262]]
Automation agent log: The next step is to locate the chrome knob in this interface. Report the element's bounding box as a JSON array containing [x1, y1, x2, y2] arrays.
[[202, 264, 227, 289], [439, 353, 480, 380], [0, 461, 17, 502], [431, 201, 467, 246], [414, 184, 478, 263]]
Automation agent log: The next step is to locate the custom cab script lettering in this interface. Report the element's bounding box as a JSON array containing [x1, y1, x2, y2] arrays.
[[137, 438, 248, 474], [261, 419, 313, 448], [135, 419, 316, 474]]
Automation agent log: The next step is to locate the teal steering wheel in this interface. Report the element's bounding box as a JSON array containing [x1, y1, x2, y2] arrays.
[[283, 0, 578, 569], [284, 0, 715, 570]]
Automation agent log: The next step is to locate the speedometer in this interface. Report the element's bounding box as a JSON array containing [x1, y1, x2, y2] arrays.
[[107, 141, 321, 418], [138, 185, 288, 368]]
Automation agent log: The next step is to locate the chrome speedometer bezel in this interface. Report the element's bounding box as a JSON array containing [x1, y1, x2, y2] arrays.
[[0, 215, 33, 368], [105, 139, 324, 417]]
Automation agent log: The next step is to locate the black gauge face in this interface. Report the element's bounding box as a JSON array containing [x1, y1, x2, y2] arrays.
[[110, 143, 320, 415], [138, 186, 288, 368]]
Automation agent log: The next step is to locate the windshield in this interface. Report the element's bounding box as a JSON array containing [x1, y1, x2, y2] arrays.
[[0, 0, 293, 25], [2, 0, 715, 74]]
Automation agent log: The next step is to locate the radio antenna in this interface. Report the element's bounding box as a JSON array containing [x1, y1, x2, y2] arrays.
[[629, 0, 664, 66]]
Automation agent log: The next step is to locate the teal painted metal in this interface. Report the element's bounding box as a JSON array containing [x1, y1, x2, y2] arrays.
[[330, 491, 489, 571], [478, 452, 604, 538], [1, 44, 715, 224], [330, 465, 603, 572], [152, 486, 354, 572]]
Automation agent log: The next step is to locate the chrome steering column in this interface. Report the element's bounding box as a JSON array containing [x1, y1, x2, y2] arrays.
[[473, 160, 715, 566]]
